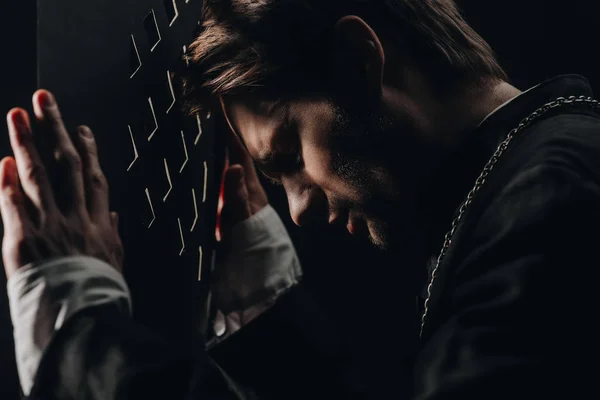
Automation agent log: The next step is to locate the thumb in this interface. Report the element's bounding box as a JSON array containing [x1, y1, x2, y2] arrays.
[[110, 211, 119, 232], [220, 164, 252, 236]]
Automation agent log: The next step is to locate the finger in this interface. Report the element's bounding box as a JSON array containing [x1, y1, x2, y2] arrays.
[[220, 99, 262, 183], [0, 157, 28, 232], [74, 125, 110, 223], [224, 125, 259, 181], [225, 128, 268, 208], [110, 211, 119, 232], [220, 164, 252, 234], [220, 99, 268, 211], [6, 108, 57, 214], [32, 90, 86, 217], [0, 157, 28, 276]]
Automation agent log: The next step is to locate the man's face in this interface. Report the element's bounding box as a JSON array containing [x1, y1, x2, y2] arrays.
[[226, 94, 430, 250]]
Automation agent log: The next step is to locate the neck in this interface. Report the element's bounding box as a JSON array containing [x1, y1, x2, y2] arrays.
[[434, 79, 522, 145], [380, 75, 522, 271], [423, 80, 522, 244], [386, 73, 522, 178], [385, 67, 522, 146]]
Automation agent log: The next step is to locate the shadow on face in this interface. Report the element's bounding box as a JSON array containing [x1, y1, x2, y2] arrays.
[[224, 93, 426, 250]]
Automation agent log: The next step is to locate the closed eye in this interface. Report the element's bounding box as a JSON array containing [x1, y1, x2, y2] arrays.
[[255, 103, 302, 186], [257, 150, 303, 186]]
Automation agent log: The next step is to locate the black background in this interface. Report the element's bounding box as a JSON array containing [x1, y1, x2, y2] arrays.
[[1, 1, 600, 399]]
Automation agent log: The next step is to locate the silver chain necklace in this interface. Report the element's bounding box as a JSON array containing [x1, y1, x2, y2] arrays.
[[419, 95, 600, 339]]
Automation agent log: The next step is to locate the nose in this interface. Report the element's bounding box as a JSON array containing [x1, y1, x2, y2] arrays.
[[283, 178, 326, 227]]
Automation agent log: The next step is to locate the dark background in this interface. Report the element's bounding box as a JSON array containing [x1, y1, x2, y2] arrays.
[[1, 1, 599, 398]]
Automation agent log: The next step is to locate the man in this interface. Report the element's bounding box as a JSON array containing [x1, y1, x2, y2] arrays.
[[2, 0, 600, 398]]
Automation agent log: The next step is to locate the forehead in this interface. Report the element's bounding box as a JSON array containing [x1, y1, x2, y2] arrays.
[[226, 98, 279, 125], [224, 98, 285, 155]]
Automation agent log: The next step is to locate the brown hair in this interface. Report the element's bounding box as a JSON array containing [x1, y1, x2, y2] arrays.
[[181, 0, 508, 115]]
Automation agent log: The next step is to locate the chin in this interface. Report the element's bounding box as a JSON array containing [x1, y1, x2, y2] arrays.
[[366, 223, 390, 250], [368, 234, 388, 250]]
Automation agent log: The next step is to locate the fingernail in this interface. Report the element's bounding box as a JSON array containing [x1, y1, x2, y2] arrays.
[[78, 126, 93, 138], [39, 91, 54, 108], [0, 158, 17, 187], [10, 110, 27, 127]]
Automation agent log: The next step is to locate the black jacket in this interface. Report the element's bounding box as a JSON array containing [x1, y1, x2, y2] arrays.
[[28, 75, 600, 399]]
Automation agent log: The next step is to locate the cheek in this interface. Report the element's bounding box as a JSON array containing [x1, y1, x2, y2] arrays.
[[293, 99, 371, 202], [301, 143, 366, 202]]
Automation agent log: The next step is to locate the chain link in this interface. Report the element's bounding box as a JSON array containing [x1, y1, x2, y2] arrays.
[[419, 95, 600, 338]]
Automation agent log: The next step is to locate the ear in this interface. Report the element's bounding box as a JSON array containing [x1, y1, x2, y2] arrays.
[[329, 15, 385, 108]]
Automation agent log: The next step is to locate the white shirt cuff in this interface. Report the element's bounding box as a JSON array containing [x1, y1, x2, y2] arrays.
[[209, 205, 302, 346], [6, 256, 131, 396]]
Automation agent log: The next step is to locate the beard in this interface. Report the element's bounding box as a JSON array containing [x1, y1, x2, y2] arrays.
[[326, 99, 434, 254], [328, 101, 397, 182]]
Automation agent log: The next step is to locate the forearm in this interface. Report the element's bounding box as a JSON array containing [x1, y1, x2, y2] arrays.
[[7, 256, 131, 396], [209, 284, 364, 400], [208, 206, 363, 399], [28, 303, 243, 400], [7, 256, 242, 400], [209, 204, 303, 344]]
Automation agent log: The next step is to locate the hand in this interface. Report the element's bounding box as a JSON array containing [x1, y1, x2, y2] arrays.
[[218, 123, 269, 237], [212, 125, 277, 314], [0, 90, 124, 280]]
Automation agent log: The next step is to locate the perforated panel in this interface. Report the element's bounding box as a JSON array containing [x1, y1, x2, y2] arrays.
[[37, 0, 224, 341]]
